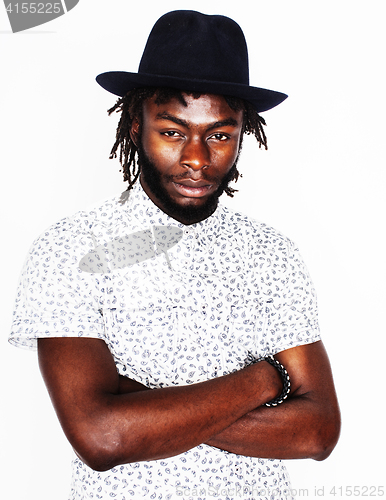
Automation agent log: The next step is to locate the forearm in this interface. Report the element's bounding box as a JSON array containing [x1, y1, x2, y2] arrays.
[[206, 392, 341, 461], [100, 343, 340, 466], [40, 338, 340, 470], [66, 362, 282, 470]]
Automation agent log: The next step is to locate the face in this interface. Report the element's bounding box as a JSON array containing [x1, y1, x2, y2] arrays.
[[130, 93, 244, 225]]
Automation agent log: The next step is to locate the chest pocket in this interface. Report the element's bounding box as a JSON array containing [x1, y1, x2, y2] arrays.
[[207, 301, 268, 372], [103, 304, 181, 387]]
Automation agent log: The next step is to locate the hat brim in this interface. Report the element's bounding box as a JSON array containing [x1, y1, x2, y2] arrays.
[[96, 71, 287, 113]]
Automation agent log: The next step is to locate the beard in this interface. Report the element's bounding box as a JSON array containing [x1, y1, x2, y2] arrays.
[[137, 141, 239, 225]]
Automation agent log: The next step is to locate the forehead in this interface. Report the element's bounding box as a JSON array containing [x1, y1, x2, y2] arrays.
[[142, 92, 243, 126]]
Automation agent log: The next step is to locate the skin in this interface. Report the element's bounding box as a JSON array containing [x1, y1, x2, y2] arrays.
[[132, 93, 244, 224], [39, 337, 283, 471], [38, 93, 340, 472]]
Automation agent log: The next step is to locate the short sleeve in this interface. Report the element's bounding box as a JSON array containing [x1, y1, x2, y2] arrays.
[[9, 220, 107, 351], [253, 230, 321, 355]]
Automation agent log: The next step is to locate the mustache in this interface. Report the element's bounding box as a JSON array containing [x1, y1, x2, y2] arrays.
[[164, 171, 223, 183]]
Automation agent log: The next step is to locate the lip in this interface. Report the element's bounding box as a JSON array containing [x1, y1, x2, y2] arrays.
[[172, 180, 214, 198]]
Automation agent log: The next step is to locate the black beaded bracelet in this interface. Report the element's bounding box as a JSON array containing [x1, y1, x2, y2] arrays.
[[263, 355, 291, 407]]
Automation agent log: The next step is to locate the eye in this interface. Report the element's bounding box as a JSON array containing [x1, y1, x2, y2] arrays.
[[210, 133, 230, 141], [161, 130, 182, 138]]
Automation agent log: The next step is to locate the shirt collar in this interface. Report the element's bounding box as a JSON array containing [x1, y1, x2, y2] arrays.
[[120, 179, 225, 246]]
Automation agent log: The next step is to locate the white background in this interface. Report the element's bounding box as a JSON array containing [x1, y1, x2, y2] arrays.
[[1, 1, 385, 498]]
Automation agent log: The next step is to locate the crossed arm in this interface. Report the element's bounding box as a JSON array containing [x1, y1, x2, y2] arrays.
[[38, 337, 340, 472]]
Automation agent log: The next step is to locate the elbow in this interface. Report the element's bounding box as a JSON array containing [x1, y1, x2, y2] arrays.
[[310, 409, 341, 461], [71, 427, 126, 472], [76, 446, 119, 473], [80, 451, 117, 473], [76, 452, 112, 473]]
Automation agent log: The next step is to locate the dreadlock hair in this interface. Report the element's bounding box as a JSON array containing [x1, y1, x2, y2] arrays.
[[107, 87, 268, 197]]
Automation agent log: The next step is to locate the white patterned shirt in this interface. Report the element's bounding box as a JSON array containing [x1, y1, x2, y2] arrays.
[[9, 181, 321, 500]]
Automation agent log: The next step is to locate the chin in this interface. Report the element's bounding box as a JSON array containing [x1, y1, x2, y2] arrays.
[[137, 143, 237, 224]]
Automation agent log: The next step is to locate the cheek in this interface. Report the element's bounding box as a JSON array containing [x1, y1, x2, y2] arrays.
[[212, 144, 240, 171], [142, 134, 180, 167]]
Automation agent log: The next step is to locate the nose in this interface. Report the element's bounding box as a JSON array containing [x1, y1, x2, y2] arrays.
[[180, 138, 210, 172]]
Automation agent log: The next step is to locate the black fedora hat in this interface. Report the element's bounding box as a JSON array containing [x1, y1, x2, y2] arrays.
[[96, 10, 287, 113]]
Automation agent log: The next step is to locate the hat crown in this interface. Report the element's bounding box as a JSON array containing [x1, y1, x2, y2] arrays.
[[138, 11, 249, 85], [96, 10, 287, 113]]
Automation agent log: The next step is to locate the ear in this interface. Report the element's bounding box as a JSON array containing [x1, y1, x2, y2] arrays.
[[130, 117, 140, 146]]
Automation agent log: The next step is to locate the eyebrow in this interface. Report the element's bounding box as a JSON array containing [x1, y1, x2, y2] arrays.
[[155, 112, 240, 131]]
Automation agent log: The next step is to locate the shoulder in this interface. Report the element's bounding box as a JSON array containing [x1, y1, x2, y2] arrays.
[[25, 194, 129, 265], [215, 204, 295, 257], [34, 193, 127, 242]]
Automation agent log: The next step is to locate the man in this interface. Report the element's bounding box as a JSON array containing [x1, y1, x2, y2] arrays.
[[9, 10, 340, 500]]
